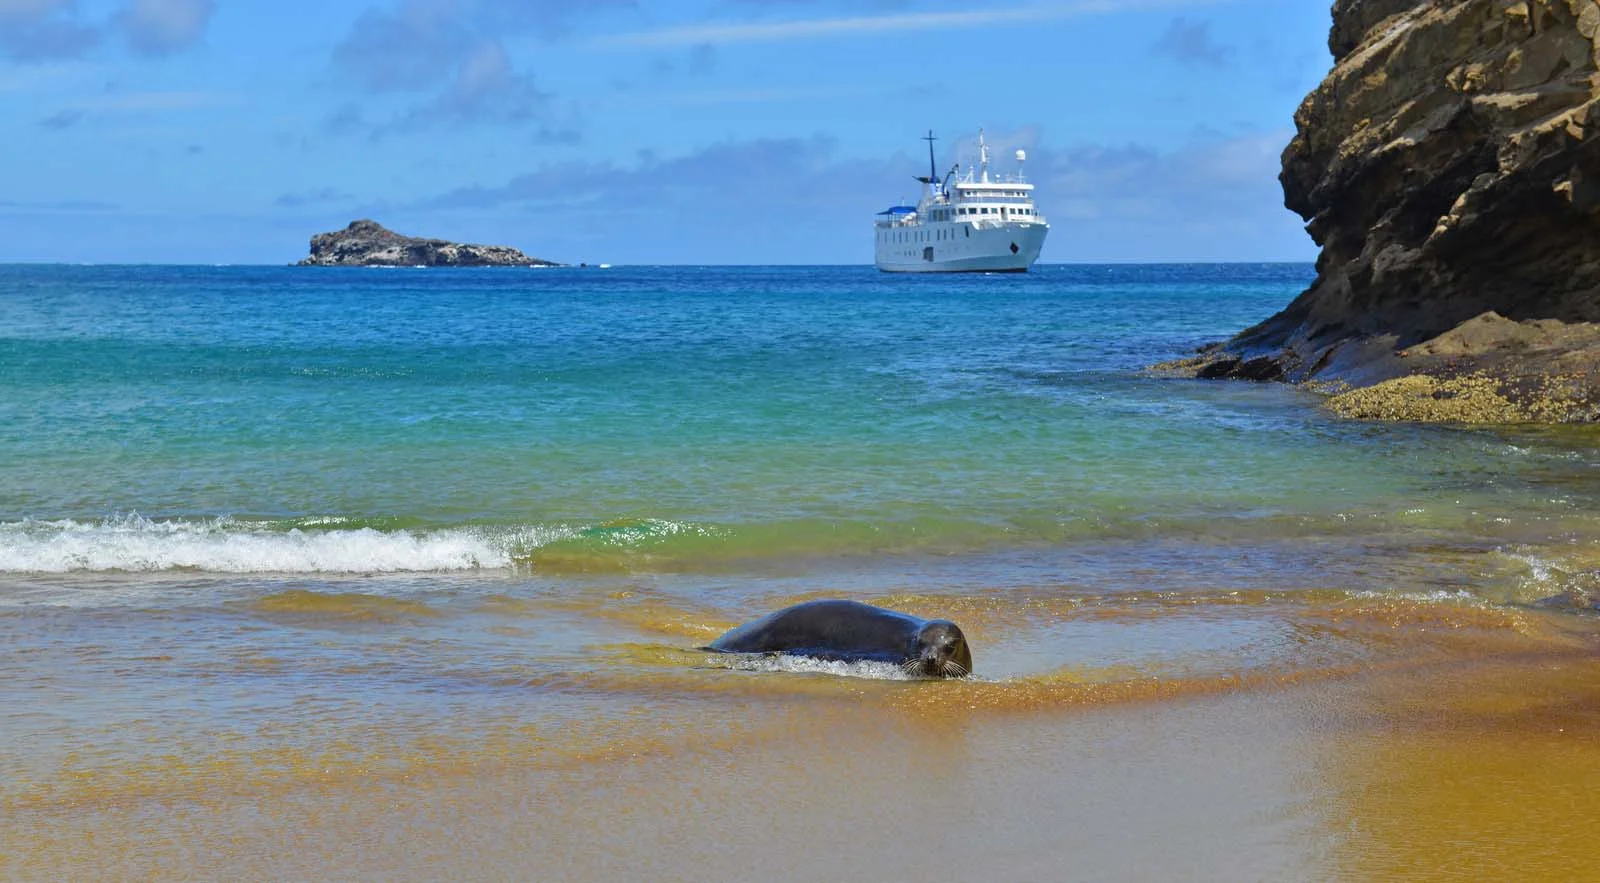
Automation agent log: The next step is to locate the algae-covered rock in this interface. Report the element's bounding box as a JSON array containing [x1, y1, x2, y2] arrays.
[[1325, 369, 1597, 422]]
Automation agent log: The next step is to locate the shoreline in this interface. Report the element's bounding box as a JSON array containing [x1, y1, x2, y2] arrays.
[[1152, 311, 1600, 425]]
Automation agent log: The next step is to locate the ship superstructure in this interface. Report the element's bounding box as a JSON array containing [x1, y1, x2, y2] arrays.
[[873, 130, 1048, 273]]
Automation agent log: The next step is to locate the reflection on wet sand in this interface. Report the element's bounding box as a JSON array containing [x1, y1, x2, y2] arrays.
[[1322, 654, 1600, 882], [6, 574, 1600, 881]]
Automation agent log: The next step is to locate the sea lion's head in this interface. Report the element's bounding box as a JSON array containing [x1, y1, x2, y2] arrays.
[[906, 620, 973, 678]]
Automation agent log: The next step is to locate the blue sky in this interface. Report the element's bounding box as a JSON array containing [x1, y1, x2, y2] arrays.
[[0, 0, 1332, 265]]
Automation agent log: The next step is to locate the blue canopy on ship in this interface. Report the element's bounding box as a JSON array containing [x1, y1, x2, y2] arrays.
[[876, 206, 917, 215]]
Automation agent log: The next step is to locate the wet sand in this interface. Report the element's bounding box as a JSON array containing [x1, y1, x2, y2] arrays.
[[7, 598, 1600, 883]]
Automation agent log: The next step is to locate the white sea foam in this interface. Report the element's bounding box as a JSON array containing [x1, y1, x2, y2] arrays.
[[1506, 550, 1554, 584], [708, 653, 917, 680], [0, 515, 524, 574], [1348, 588, 1483, 606]]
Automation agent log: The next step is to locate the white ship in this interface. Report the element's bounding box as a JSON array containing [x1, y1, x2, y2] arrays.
[[874, 130, 1048, 273]]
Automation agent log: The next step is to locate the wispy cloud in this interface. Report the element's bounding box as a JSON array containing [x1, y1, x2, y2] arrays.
[[0, 61, 93, 91], [0, 0, 212, 61], [418, 134, 855, 210], [0, 0, 99, 60], [35, 89, 228, 128], [1153, 17, 1234, 69], [37, 108, 84, 129], [0, 197, 119, 212], [274, 186, 354, 209], [644, 85, 869, 106], [590, 0, 1212, 49], [115, 0, 214, 57], [324, 0, 629, 137]]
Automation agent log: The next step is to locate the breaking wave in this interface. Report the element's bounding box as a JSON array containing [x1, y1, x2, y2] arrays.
[[0, 514, 743, 575], [0, 514, 518, 574]]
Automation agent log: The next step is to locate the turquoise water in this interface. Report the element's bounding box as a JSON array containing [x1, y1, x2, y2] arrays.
[[6, 263, 1596, 583]]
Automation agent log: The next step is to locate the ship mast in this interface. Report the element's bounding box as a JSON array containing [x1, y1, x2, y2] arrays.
[[978, 128, 989, 184], [911, 130, 941, 200]]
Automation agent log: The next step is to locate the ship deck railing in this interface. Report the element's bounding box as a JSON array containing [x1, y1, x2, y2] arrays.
[[875, 217, 1048, 231], [952, 195, 1034, 205]]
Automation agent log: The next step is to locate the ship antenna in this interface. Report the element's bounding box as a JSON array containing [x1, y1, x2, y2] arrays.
[[923, 130, 937, 193]]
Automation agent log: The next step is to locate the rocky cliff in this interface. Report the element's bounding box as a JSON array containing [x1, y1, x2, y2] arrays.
[[298, 220, 559, 267], [1181, 0, 1600, 421]]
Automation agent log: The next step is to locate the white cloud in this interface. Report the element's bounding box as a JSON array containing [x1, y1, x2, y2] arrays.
[[0, 0, 213, 60], [115, 0, 214, 56], [0, 0, 96, 59], [0, 0, 70, 21], [325, 0, 619, 136], [590, 0, 1218, 49]]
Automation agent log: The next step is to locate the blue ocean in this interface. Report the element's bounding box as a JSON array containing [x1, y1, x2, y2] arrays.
[[6, 263, 1600, 879]]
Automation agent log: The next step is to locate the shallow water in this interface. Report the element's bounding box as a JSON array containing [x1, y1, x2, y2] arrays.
[[4, 264, 1600, 880]]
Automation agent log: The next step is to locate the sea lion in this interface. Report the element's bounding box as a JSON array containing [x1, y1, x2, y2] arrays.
[[706, 599, 973, 678]]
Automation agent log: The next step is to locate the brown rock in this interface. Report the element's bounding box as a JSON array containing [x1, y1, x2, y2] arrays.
[[1189, 0, 1600, 423], [297, 219, 560, 267]]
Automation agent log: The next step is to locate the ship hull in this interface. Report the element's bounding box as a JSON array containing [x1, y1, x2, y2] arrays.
[[874, 222, 1047, 273]]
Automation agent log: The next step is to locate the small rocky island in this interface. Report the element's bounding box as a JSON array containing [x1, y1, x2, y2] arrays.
[[1169, 0, 1600, 423], [297, 219, 561, 268]]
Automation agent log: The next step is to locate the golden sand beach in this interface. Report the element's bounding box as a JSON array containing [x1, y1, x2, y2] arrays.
[[6, 582, 1600, 882]]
